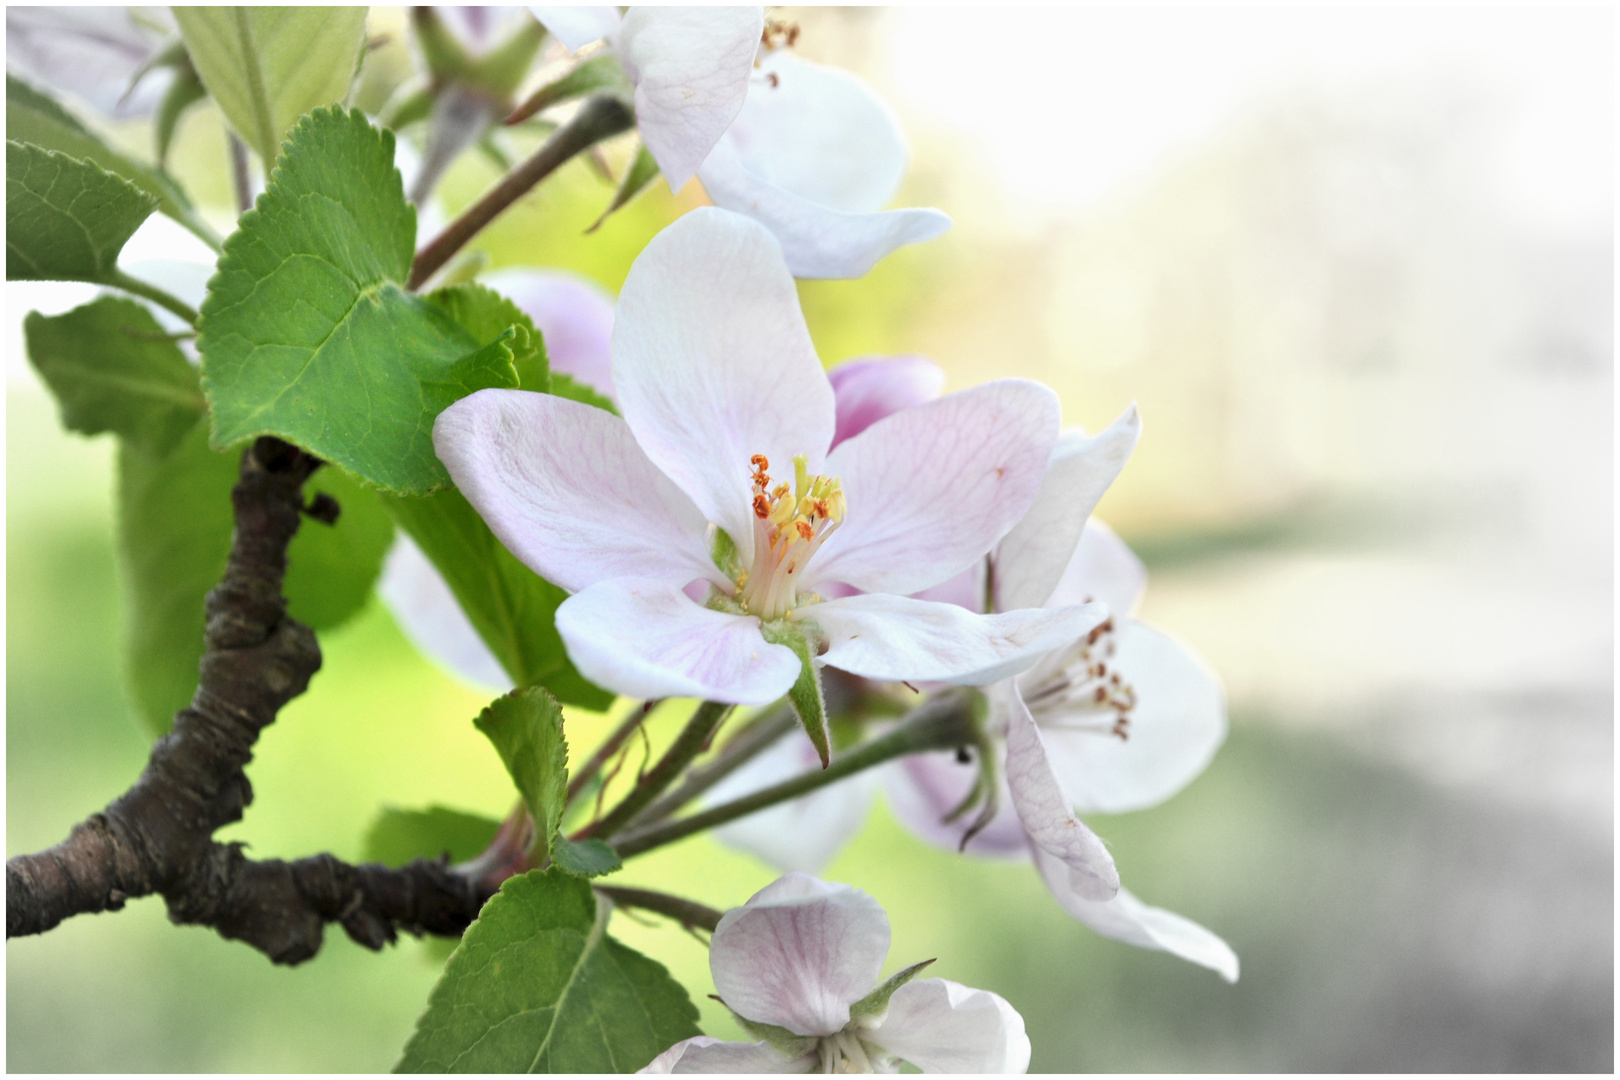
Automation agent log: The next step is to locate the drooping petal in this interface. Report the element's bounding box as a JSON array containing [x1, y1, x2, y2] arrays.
[[1035, 621, 1226, 814], [1044, 520, 1148, 615], [376, 533, 512, 691], [434, 389, 719, 594], [1002, 686, 1119, 900], [613, 208, 834, 567], [861, 978, 1032, 1074], [811, 380, 1060, 597], [699, 138, 951, 279], [992, 406, 1140, 613], [528, 4, 621, 52], [711, 731, 878, 873], [6, 6, 172, 118], [639, 1036, 817, 1074], [881, 752, 1030, 858], [827, 354, 945, 449], [614, 6, 763, 191], [1032, 845, 1239, 983], [809, 594, 1106, 687], [482, 268, 616, 399], [557, 578, 799, 704], [710, 873, 890, 1037]]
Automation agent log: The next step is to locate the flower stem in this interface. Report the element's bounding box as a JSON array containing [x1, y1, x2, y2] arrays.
[[626, 703, 798, 828], [594, 885, 722, 933], [612, 691, 982, 859], [406, 94, 634, 291], [106, 270, 200, 326], [578, 700, 733, 841], [565, 700, 660, 811]]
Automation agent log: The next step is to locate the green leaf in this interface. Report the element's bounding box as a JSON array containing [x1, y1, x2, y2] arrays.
[[6, 74, 219, 248], [23, 297, 204, 457], [474, 687, 568, 857], [116, 427, 394, 734], [762, 620, 831, 768], [197, 107, 521, 495], [546, 372, 617, 414], [427, 282, 548, 390], [551, 837, 622, 879], [383, 488, 614, 711], [363, 806, 503, 868], [172, 6, 369, 167], [396, 869, 701, 1073], [7, 141, 156, 282]]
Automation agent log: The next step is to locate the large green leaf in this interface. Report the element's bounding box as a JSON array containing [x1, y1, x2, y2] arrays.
[[6, 141, 156, 282], [197, 107, 520, 495], [116, 428, 394, 734], [172, 6, 369, 167], [396, 870, 701, 1073], [363, 806, 503, 868], [24, 296, 204, 457], [474, 688, 569, 856]]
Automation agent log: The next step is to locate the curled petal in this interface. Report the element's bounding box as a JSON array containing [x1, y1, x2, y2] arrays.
[[528, 5, 621, 52], [827, 354, 945, 449], [861, 978, 1031, 1074], [1045, 520, 1148, 614], [812, 380, 1060, 597], [433, 389, 717, 594], [483, 268, 616, 399], [1032, 845, 1239, 983], [711, 731, 878, 873], [711, 873, 890, 1037], [881, 752, 1029, 858], [376, 534, 512, 691], [557, 578, 799, 704], [639, 1036, 816, 1074]]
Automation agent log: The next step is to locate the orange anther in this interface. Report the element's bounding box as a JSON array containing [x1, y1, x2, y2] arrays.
[[753, 494, 771, 519], [796, 520, 814, 541]]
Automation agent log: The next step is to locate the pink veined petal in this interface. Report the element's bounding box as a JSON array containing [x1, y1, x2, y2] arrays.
[[376, 534, 513, 691], [638, 1036, 817, 1074], [810, 379, 1060, 597], [860, 978, 1032, 1074], [711, 873, 891, 1037], [711, 731, 879, 874], [556, 578, 799, 705], [1044, 520, 1148, 614], [827, 354, 945, 449], [528, 5, 621, 52], [433, 389, 718, 594], [992, 406, 1141, 613], [613, 208, 834, 568], [699, 138, 951, 279], [482, 268, 616, 400], [806, 593, 1107, 687], [1002, 685, 1119, 901], [1031, 845, 1239, 983], [615, 6, 763, 191], [880, 751, 1031, 859], [1032, 620, 1227, 814]]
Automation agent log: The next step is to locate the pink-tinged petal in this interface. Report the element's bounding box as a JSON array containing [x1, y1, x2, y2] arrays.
[[439, 6, 533, 54], [615, 7, 763, 191], [827, 354, 945, 449], [881, 752, 1030, 859], [1032, 846, 1239, 982], [861, 978, 1031, 1074], [711, 731, 878, 873], [434, 389, 718, 593], [557, 579, 799, 704], [811, 380, 1060, 597], [808, 595, 1107, 687], [613, 208, 834, 567], [6, 7, 171, 119], [528, 5, 621, 52], [483, 268, 616, 399], [377, 534, 513, 691], [699, 138, 951, 279], [711, 873, 890, 1037], [639, 1036, 816, 1074], [1045, 520, 1148, 614], [993, 406, 1140, 613], [911, 567, 980, 612], [1035, 621, 1226, 814], [1003, 687, 1119, 900]]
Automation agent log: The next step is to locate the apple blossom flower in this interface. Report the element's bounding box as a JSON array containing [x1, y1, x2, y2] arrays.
[[640, 873, 1030, 1074], [432, 208, 1107, 716]]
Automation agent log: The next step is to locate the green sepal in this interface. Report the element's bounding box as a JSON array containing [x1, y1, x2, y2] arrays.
[[7, 141, 157, 283], [847, 959, 936, 1027], [506, 53, 631, 124], [551, 836, 623, 878], [709, 526, 741, 579], [362, 805, 503, 867], [153, 59, 207, 168], [473, 686, 569, 859], [467, 14, 547, 98], [380, 76, 436, 130], [588, 142, 660, 233], [716, 1000, 818, 1059], [762, 620, 830, 767]]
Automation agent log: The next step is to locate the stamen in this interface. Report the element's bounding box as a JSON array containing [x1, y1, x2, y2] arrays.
[[736, 450, 845, 621], [1024, 620, 1136, 741]]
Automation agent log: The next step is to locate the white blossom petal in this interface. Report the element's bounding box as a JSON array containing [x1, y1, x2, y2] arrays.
[[827, 354, 945, 448], [528, 5, 621, 52], [640, 1036, 816, 1073], [615, 6, 763, 191], [1044, 520, 1148, 614], [613, 208, 834, 568], [1032, 845, 1239, 983], [711, 874, 890, 1037], [992, 406, 1140, 613], [809, 594, 1108, 687], [6, 6, 172, 118], [440, 6, 532, 54], [376, 533, 512, 691], [482, 268, 616, 399], [434, 389, 719, 594], [557, 578, 799, 704], [881, 752, 1031, 858], [711, 731, 878, 873], [811, 380, 1061, 597], [861, 978, 1031, 1074]]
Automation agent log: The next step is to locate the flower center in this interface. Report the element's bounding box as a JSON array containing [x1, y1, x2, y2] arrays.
[[735, 452, 845, 621], [819, 1029, 882, 1073], [1022, 616, 1137, 740]]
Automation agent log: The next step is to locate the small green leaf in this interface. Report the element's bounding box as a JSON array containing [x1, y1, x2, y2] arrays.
[[395, 869, 701, 1073], [546, 372, 617, 414], [551, 836, 622, 879], [197, 107, 520, 495], [848, 959, 936, 1025], [474, 687, 569, 854], [24, 297, 204, 457], [589, 142, 660, 233], [7, 141, 156, 283], [172, 6, 369, 167], [762, 620, 830, 767], [363, 805, 503, 868], [427, 282, 548, 390]]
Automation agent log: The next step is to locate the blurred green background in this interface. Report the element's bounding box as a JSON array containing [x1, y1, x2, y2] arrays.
[[7, 6, 1611, 1072]]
